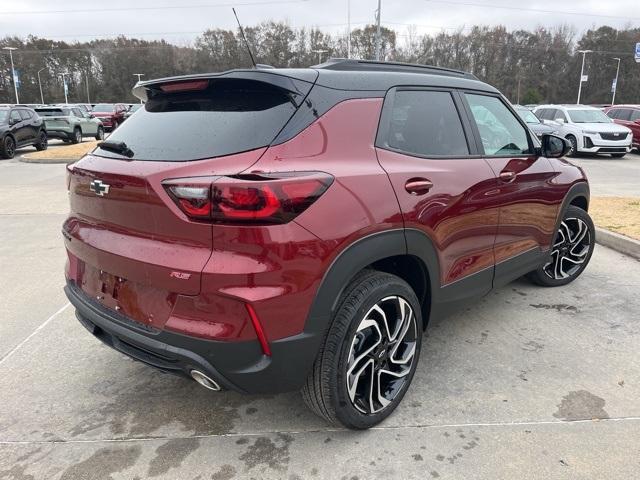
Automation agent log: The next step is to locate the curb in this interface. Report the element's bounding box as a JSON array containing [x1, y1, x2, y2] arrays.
[[19, 156, 76, 164], [595, 227, 640, 260]]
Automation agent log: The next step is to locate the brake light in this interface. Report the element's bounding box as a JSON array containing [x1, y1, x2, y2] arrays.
[[163, 172, 333, 224], [159, 80, 209, 93]]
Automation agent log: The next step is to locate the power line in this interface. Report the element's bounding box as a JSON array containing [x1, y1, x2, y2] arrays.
[[424, 0, 640, 21], [0, 0, 309, 15]]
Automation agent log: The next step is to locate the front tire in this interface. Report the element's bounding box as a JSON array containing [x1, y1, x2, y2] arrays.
[[527, 205, 595, 287], [566, 135, 578, 157], [302, 271, 422, 429]]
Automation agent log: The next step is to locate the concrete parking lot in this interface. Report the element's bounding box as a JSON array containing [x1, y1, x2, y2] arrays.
[[0, 149, 639, 479]]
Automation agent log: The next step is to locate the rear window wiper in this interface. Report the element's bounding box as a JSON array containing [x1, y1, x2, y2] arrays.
[[97, 140, 134, 158]]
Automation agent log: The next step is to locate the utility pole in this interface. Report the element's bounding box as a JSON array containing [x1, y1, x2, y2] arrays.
[[576, 49, 592, 104], [516, 76, 521, 105], [347, 0, 351, 59], [3, 47, 19, 104], [312, 49, 328, 64], [37, 68, 45, 104], [61, 73, 69, 104], [133, 74, 145, 103], [375, 0, 382, 61], [85, 74, 91, 104], [611, 57, 621, 106]]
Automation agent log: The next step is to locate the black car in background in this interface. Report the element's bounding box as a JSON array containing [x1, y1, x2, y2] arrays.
[[515, 106, 559, 139], [0, 106, 48, 159]]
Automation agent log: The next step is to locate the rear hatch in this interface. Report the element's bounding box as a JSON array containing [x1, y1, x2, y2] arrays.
[[64, 70, 316, 327], [35, 108, 71, 129]]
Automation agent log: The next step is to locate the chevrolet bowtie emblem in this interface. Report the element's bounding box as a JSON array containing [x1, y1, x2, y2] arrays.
[[89, 179, 110, 196]]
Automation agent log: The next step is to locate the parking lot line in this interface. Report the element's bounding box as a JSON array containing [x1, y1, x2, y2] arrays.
[[0, 302, 70, 367]]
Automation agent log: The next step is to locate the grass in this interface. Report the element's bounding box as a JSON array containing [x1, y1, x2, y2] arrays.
[[22, 141, 98, 162], [589, 197, 640, 241]]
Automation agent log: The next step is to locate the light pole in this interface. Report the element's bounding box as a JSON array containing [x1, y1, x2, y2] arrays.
[[61, 73, 69, 104], [37, 68, 45, 104], [347, 0, 351, 59], [3, 47, 19, 104], [576, 49, 592, 104], [85, 73, 91, 104], [133, 74, 145, 103], [312, 49, 328, 64], [611, 57, 621, 106], [375, 0, 382, 61]]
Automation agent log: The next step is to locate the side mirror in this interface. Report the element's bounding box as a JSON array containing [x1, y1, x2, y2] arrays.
[[541, 134, 570, 158], [8, 117, 19, 126], [554, 117, 565, 124], [635, 119, 640, 125], [88, 113, 95, 118]]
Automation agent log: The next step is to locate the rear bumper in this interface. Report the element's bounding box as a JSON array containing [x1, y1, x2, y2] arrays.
[[46, 128, 74, 140], [64, 281, 321, 394]]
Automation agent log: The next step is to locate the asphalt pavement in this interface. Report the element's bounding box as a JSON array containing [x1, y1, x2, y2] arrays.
[[0, 150, 639, 479]]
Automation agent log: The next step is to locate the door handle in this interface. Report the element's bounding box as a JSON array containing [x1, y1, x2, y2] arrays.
[[499, 171, 517, 183], [405, 178, 434, 195]]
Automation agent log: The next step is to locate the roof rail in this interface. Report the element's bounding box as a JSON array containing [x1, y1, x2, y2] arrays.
[[313, 58, 477, 79]]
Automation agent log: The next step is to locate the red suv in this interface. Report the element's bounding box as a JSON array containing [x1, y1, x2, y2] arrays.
[[90, 103, 128, 130], [604, 105, 640, 151], [63, 60, 594, 429]]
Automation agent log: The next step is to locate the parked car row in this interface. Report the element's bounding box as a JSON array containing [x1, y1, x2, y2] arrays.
[[0, 103, 144, 159], [517, 104, 637, 158]]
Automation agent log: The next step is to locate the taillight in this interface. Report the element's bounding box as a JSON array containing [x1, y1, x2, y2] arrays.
[[163, 172, 333, 224]]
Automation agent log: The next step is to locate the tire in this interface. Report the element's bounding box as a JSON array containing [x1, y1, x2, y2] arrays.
[[527, 205, 595, 287], [566, 135, 578, 157], [0, 135, 16, 159], [611, 153, 626, 158], [95, 126, 105, 141], [34, 131, 48, 151], [71, 128, 82, 144], [301, 270, 423, 429], [112, 120, 119, 131]]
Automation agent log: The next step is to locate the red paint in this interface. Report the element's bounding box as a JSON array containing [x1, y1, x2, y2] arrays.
[[604, 104, 640, 149]]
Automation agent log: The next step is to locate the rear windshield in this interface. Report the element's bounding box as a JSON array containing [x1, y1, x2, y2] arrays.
[[94, 78, 301, 161], [35, 109, 70, 117], [93, 104, 115, 112]]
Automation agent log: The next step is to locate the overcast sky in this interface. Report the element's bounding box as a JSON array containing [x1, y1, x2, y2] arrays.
[[1, 0, 638, 46]]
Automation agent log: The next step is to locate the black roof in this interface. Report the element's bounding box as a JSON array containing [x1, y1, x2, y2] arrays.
[[133, 58, 497, 101]]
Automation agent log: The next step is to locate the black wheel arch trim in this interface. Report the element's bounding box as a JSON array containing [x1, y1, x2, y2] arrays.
[[555, 181, 590, 234]]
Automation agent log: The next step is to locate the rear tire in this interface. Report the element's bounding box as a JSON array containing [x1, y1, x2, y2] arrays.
[[35, 131, 48, 151], [71, 128, 82, 144], [95, 126, 105, 141], [611, 153, 626, 158], [301, 270, 422, 429], [1, 136, 16, 159], [527, 205, 595, 287]]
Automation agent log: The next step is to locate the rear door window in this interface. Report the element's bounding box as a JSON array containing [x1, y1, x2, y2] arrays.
[[465, 94, 532, 156], [379, 90, 469, 157], [617, 109, 632, 121], [95, 78, 306, 161]]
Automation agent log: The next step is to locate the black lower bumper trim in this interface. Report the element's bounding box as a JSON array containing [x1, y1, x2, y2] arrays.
[[64, 282, 322, 394]]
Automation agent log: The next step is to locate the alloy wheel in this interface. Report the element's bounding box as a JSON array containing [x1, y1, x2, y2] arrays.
[[346, 295, 418, 414], [5, 138, 15, 157], [544, 218, 591, 280]]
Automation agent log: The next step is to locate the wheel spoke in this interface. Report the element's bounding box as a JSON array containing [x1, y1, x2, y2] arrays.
[[347, 358, 375, 405]]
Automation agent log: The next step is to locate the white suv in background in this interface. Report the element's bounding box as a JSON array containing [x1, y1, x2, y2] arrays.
[[533, 104, 632, 158]]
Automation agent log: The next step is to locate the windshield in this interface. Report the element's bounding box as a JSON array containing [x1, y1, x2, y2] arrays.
[[93, 104, 115, 112], [94, 78, 304, 161], [568, 109, 612, 123], [35, 109, 70, 117], [516, 109, 540, 124], [0, 110, 8, 124]]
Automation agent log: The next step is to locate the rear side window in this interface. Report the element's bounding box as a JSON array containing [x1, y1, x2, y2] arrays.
[[381, 90, 469, 157], [465, 94, 532, 156], [616, 109, 632, 121], [19, 110, 32, 120], [95, 78, 302, 161]]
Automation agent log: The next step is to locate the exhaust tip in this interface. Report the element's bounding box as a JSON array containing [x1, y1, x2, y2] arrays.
[[190, 370, 221, 391]]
